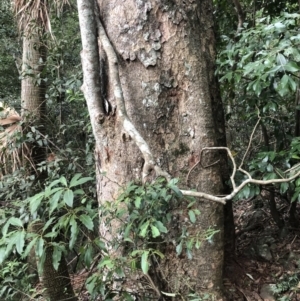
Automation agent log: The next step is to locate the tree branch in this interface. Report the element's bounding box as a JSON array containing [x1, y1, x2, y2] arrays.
[[77, 0, 105, 153], [232, 0, 245, 33]]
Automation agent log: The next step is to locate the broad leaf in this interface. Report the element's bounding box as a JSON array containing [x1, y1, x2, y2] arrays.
[[155, 221, 168, 233], [23, 237, 38, 258], [49, 189, 63, 214], [150, 225, 160, 238], [60, 176, 68, 187], [70, 174, 93, 188], [29, 193, 44, 215], [141, 251, 149, 274], [15, 231, 25, 254], [139, 221, 150, 237], [188, 210, 196, 223], [79, 214, 94, 230], [9, 217, 23, 228], [64, 189, 74, 207]]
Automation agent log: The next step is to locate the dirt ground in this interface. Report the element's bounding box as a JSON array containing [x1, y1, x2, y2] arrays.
[[224, 197, 300, 301]]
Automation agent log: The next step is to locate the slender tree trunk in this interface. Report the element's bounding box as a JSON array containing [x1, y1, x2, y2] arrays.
[[79, 0, 226, 299], [22, 25, 77, 300], [21, 27, 47, 174]]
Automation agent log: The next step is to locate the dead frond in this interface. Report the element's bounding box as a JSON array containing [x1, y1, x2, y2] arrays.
[[12, 0, 70, 33], [0, 104, 30, 176]]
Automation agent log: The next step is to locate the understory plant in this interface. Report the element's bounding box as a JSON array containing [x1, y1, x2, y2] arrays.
[[0, 173, 98, 300], [86, 177, 219, 300]]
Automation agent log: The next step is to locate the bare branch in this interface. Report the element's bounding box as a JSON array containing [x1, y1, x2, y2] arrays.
[[239, 117, 261, 169], [232, 0, 245, 33], [183, 146, 300, 205], [77, 0, 105, 153]]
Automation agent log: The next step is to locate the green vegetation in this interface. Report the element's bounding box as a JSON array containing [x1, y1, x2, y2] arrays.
[[2, 0, 300, 300]]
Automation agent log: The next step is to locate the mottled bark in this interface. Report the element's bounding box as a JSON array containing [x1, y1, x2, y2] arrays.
[[80, 0, 226, 299], [21, 27, 47, 172], [41, 247, 77, 301]]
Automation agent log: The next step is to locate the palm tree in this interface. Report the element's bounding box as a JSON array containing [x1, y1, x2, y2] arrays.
[[10, 1, 77, 300]]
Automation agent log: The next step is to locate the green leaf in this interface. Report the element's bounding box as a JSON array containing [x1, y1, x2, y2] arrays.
[[69, 174, 93, 188], [15, 231, 25, 254], [52, 245, 62, 271], [49, 189, 63, 214], [292, 190, 299, 202], [79, 214, 94, 230], [154, 221, 168, 233], [139, 221, 150, 237], [124, 223, 132, 238], [277, 53, 287, 66], [94, 239, 107, 251], [288, 76, 297, 92], [280, 182, 289, 194], [168, 184, 183, 198], [98, 256, 114, 269], [84, 245, 93, 267], [134, 197, 142, 208], [176, 241, 183, 255], [29, 193, 44, 215], [141, 251, 149, 274], [280, 74, 289, 87], [252, 79, 262, 96], [0, 247, 6, 264], [243, 185, 250, 199], [8, 217, 23, 228], [263, 172, 277, 180], [60, 176, 68, 187], [266, 163, 273, 172], [63, 189, 74, 207], [284, 61, 300, 72], [186, 249, 193, 259], [49, 179, 61, 189], [36, 237, 44, 257], [23, 237, 38, 258], [151, 225, 160, 238], [188, 210, 196, 223]]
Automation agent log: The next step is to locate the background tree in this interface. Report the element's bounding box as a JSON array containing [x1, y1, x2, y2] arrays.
[[0, 1, 79, 300]]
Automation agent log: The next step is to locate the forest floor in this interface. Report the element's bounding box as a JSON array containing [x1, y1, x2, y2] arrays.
[[224, 197, 300, 301]]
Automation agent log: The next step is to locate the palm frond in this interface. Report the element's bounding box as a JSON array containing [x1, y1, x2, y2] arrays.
[[0, 105, 23, 176]]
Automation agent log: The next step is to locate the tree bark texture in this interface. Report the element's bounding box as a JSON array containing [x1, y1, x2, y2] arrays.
[[81, 0, 225, 299], [21, 27, 47, 170], [41, 246, 77, 301]]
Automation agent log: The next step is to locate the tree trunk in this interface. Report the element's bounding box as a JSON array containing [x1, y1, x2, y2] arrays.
[[79, 0, 225, 299], [41, 246, 77, 301], [22, 26, 77, 300], [21, 27, 47, 173]]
